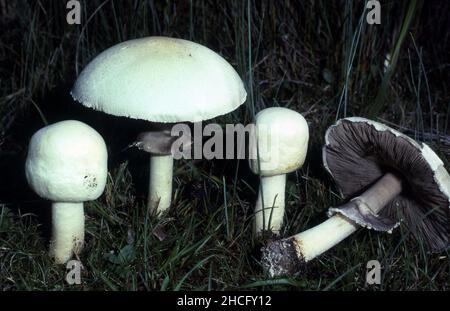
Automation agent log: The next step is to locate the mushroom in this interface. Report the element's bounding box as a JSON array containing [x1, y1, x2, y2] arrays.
[[71, 36, 246, 215], [249, 107, 309, 235], [25, 120, 108, 264], [262, 117, 450, 277]]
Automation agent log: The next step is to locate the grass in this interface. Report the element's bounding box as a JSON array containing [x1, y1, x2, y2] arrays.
[[0, 0, 449, 290]]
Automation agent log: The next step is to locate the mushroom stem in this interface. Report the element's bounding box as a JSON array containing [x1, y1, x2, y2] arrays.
[[262, 172, 403, 276], [255, 174, 286, 235], [351, 172, 403, 215], [50, 202, 84, 264], [148, 154, 174, 214]]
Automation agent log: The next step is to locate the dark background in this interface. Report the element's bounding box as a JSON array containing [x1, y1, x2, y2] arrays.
[[0, 0, 448, 290]]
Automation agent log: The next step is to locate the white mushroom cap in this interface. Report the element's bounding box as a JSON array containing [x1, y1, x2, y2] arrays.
[[25, 120, 108, 202], [71, 37, 247, 123], [249, 107, 309, 176]]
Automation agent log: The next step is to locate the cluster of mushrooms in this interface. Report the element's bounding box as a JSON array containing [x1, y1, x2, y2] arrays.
[[25, 37, 449, 277]]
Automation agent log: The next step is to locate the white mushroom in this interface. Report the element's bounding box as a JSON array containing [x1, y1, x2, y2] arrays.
[[25, 120, 108, 264], [71, 36, 247, 215], [262, 117, 450, 277], [249, 107, 309, 235]]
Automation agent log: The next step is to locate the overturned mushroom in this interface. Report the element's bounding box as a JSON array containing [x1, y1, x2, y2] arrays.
[[262, 117, 450, 277], [25, 120, 108, 264], [249, 107, 309, 235], [71, 36, 246, 215]]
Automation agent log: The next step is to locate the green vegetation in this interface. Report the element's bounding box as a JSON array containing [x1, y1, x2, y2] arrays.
[[0, 0, 448, 290]]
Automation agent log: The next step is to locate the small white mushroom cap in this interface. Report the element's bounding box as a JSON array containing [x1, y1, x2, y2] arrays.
[[25, 120, 108, 202], [249, 107, 309, 176], [71, 36, 247, 123]]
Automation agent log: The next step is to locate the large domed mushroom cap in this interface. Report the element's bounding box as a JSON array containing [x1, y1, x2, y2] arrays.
[[323, 117, 450, 252], [71, 36, 247, 123]]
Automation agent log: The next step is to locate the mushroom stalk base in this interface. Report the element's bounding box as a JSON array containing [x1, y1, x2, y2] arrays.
[[254, 174, 286, 235], [50, 202, 84, 264], [148, 154, 174, 215], [262, 172, 403, 277], [262, 214, 357, 277]]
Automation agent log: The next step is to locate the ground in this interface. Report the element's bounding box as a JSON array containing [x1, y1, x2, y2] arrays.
[[0, 0, 449, 290]]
